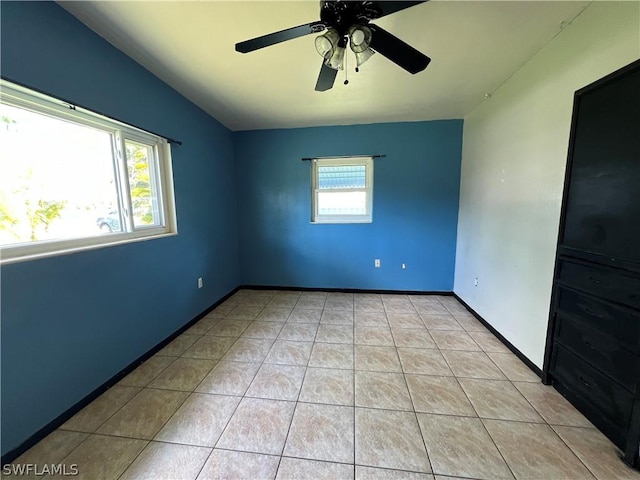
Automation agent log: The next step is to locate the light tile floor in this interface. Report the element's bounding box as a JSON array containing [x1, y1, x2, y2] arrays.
[[5, 289, 640, 480]]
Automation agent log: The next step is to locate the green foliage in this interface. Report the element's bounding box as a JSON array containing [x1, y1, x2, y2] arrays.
[[0, 148, 67, 241], [126, 142, 154, 225], [0, 200, 20, 239], [35, 199, 66, 228], [1, 115, 68, 241], [0, 196, 67, 242], [24, 199, 67, 241]]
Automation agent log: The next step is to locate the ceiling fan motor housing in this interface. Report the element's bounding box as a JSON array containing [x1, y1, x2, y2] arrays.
[[320, 1, 380, 36]]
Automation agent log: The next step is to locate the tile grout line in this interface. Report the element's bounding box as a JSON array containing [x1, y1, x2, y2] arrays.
[[505, 376, 601, 479], [420, 294, 517, 479], [452, 362, 519, 480], [188, 291, 254, 480], [432, 307, 517, 478], [502, 365, 606, 473], [57, 371, 181, 476], [195, 292, 271, 479], [352, 295, 357, 479], [113, 380, 202, 477], [64, 434, 146, 480], [86, 364, 179, 432], [408, 295, 447, 477], [546, 426, 601, 480], [250, 293, 288, 480], [61, 396, 581, 440], [178, 444, 212, 480], [114, 439, 155, 480], [483, 350, 532, 383], [386, 295, 436, 476], [208, 292, 283, 478], [273, 292, 322, 478]]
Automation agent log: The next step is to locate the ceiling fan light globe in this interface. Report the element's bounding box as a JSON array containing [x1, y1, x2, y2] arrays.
[[348, 25, 372, 53], [355, 48, 375, 67], [314, 28, 340, 58], [315, 36, 332, 58], [326, 45, 346, 70], [352, 29, 365, 45]]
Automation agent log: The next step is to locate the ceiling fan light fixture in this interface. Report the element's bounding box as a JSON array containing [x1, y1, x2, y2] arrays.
[[348, 25, 372, 53], [355, 47, 376, 67], [235, 1, 431, 92], [315, 27, 340, 58]]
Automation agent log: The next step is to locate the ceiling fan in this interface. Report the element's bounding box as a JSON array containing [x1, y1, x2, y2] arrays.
[[235, 1, 431, 92]]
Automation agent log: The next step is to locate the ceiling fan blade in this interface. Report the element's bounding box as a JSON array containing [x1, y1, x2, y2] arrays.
[[236, 21, 326, 53], [371, 1, 428, 19], [369, 24, 431, 74], [315, 62, 338, 92]]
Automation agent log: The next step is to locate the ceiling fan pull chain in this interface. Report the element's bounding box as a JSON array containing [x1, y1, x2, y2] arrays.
[[344, 44, 349, 85]]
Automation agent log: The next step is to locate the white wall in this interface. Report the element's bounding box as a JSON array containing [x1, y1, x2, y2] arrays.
[[454, 1, 640, 368]]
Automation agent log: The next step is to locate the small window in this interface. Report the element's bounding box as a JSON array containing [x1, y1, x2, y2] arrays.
[[311, 157, 373, 223], [0, 80, 177, 263]]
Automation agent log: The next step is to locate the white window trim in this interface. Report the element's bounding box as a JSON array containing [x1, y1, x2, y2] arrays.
[[311, 156, 373, 224], [0, 80, 178, 265]]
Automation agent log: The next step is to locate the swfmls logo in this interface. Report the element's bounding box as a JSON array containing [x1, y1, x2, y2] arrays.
[[2, 463, 79, 476]]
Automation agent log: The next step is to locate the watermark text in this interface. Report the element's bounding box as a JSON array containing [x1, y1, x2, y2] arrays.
[[2, 463, 79, 476]]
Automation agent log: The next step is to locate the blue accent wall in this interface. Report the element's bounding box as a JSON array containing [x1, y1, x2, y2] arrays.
[[234, 121, 463, 291], [1, 1, 466, 458], [0, 1, 240, 455]]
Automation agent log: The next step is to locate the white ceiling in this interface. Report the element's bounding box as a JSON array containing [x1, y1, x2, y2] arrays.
[[59, 1, 590, 131]]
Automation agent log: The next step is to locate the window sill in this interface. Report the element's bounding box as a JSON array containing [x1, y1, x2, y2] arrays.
[[311, 219, 373, 224], [0, 231, 178, 265]]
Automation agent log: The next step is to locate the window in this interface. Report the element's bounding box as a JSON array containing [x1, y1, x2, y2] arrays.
[[0, 80, 177, 264], [311, 157, 373, 223]]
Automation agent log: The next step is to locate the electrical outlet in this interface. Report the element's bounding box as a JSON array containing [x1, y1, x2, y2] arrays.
[[198, 277, 203, 289], [374, 259, 381, 268], [474, 277, 478, 287]]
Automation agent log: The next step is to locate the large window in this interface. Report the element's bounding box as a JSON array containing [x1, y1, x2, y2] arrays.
[[0, 80, 177, 263], [311, 157, 373, 223]]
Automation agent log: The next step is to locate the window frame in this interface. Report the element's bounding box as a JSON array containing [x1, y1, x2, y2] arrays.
[[0, 79, 177, 265], [311, 156, 374, 224]]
